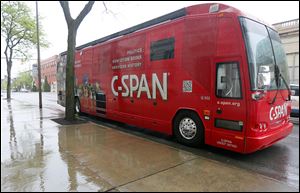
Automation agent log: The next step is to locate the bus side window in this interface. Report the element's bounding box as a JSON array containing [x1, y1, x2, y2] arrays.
[[216, 62, 242, 99], [150, 37, 175, 61]]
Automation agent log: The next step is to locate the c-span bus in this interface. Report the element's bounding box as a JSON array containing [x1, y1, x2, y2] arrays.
[[57, 3, 293, 153]]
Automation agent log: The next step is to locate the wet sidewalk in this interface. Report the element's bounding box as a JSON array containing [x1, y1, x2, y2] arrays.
[[1, 96, 298, 192]]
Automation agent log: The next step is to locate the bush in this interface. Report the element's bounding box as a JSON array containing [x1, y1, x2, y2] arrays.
[[43, 76, 51, 92], [32, 84, 37, 92]]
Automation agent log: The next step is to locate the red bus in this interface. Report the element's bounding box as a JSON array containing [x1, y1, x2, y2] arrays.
[[57, 3, 293, 153]]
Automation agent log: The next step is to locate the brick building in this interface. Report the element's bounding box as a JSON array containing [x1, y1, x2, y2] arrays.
[[33, 55, 58, 92]]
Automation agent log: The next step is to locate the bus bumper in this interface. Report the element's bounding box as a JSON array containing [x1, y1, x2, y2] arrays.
[[244, 122, 293, 154]]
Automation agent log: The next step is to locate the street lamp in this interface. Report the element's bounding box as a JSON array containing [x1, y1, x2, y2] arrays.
[[36, 1, 42, 108]]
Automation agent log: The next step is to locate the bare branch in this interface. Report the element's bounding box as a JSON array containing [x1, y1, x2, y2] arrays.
[[7, 15, 14, 39], [11, 30, 27, 49], [59, 1, 73, 25], [103, 1, 108, 13], [14, 48, 29, 61], [10, 29, 25, 42], [4, 40, 10, 64], [75, 1, 95, 29], [101, 2, 118, 19]]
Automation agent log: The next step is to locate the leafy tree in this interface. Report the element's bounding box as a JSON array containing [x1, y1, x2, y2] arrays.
[[19, 71, 33, 90], [12, 78, 20, 91], [59, 1, 95, 121], [11, 71, 33, 91], [1, 1, 48, 99], [43, 76, 50, 92], [1, 79, 7, 90]]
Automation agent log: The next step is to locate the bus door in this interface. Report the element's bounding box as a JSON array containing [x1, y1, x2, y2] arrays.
[[211, 59, 247, 152]]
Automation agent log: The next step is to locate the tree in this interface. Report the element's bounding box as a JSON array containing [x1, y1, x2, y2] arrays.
[[11, 71, 33, 91], [1, 79, 7, 90], [59, 1, 95, 121], [43, 76, 50, 92], [1, 1, 48, 99], [12, 78, 21, 91], [19, 71, 33, 90]]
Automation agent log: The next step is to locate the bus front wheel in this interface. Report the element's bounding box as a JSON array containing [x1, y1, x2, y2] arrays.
[[173, 111, 204, 147]]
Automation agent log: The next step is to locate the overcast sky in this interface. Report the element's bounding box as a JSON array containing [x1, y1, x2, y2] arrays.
[[1, 1, 299, 79]]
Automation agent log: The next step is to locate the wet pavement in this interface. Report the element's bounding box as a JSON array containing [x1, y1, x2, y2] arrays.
[[1, 92, 299, 192]]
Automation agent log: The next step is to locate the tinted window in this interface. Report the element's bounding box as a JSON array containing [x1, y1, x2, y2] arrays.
[[240, 18, 276, 90], [268, 28, 290, 89], [216, 62, 242, 98], [150, 37, 174, 61], [240, 17, 290, 90]]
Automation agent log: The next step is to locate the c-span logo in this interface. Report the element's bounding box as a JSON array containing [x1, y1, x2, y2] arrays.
[[269, 103, 288, 121], [111, 73, 168, 100]]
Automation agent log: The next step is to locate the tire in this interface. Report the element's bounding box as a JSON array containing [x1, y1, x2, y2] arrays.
[[75, 97, 81, 114], [173, 111, 204, 147]]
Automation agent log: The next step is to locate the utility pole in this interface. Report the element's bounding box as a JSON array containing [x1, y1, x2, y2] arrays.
[[36, 1, 42, 108]]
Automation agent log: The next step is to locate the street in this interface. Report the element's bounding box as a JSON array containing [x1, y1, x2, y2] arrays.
[[1, 92, 299, 191]]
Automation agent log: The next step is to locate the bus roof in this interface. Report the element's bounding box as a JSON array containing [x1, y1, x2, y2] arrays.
[[59, 3, 267, 56]]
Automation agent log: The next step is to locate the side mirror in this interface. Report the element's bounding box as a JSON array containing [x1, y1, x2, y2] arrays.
[[291, 90, 296, 96], [257, 65, 271, 89]]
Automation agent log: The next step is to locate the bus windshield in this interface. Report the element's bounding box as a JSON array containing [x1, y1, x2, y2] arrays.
[[240, 17, 290, 91]]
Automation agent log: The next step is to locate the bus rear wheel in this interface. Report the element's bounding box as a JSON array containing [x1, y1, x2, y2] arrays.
[[75, 97, 81, 114], [173, 111, 204, 147]]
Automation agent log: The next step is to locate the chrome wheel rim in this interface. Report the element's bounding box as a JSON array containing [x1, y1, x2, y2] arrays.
[[179, 118, 197, 140]]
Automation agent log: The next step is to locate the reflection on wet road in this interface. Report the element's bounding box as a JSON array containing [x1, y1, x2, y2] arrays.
[[1, 95, 196, 191], [58, 123, 197, 188]]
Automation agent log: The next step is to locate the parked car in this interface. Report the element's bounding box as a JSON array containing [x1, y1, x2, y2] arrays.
[[290, 84, 299, 117], [20, 88, 29, 93]]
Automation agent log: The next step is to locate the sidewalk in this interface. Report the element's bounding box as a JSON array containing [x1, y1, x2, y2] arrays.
[[1, 97, 298, 192]]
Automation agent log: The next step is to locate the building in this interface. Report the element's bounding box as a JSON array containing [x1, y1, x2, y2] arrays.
[[273, 19, 299, 85], [33, 55, 58, 92], [32, 63, 38, 80]]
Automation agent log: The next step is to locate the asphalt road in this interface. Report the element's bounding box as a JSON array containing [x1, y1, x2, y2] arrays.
[[4, 92, 299, 189]]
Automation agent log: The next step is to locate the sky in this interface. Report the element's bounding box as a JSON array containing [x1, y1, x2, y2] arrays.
[[1, 1, 299, 79]]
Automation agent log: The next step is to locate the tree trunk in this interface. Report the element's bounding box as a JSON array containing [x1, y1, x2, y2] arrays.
[[65, 22, 77, 121], [60, 1, 95, 121], [6, 60, 12, 99]]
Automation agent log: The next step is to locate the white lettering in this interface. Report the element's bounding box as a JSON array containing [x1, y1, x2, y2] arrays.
[[130, 75, 139, 98], [121, 75, 129, 97], [111, 73, 168, 100], [127, 48, 143, 55], [111, 76, 118, 96], [137, 74, 151, 99], [152, 73, 168, 100], [269, 103, 288, 121]]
